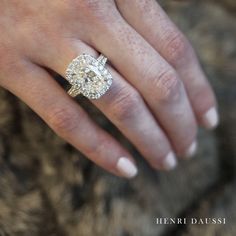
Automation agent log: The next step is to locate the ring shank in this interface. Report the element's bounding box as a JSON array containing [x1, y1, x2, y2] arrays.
[[97, 55, 107, 67], [68, 86, 81, 97]]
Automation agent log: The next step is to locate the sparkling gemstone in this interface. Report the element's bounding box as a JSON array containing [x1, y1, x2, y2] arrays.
[[66, 55, 112, 99]]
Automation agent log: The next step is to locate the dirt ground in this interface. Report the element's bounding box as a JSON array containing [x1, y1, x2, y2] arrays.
[[0, 1, 235, 236]]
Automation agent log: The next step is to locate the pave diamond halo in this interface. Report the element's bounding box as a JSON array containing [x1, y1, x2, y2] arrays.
[[65, 54, 113, 99]]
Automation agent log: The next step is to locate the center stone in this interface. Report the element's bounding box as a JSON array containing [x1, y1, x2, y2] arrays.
[[66, 54, 113, 99], [74, 65, 105, 93]]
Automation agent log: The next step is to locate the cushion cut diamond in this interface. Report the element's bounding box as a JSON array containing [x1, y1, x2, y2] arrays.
[[66, 54, 112, 99]]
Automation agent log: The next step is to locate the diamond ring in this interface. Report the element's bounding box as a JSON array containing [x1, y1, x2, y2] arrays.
[[65, 53, 113, 99]]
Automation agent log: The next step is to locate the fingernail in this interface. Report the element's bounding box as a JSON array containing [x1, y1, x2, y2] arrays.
[[184, 141, 198, 159], [116, 157, 138, 178], [163, 152, 177, 170], [203, 107, 219, 129]]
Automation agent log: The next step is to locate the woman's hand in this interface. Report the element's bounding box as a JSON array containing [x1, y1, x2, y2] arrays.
[[0, 0, 218, 178]]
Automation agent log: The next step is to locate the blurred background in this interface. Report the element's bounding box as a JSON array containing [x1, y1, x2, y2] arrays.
[[0, 0, 235, 235]]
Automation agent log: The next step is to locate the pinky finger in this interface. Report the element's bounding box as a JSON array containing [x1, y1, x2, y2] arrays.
[[2, 61, 138, 178]]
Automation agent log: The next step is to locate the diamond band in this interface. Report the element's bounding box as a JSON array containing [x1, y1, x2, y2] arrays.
[[65, 54, 113, 99]]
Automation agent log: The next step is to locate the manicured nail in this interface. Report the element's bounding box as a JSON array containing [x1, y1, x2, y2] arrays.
[[184, 141, 197, 159], [116, 157, 138, 178], [203, 107, 219, 129], [163, 152, 177, 170]]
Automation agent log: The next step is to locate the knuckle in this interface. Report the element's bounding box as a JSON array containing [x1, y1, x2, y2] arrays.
[[48, 107, 79, 136], [86, 137, 108, 160], [165, 32, 190, 65], [152, 69, 182, 102], [111, 88, 142, 122]]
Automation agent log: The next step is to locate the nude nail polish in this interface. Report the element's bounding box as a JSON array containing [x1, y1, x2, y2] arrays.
[[163, 152, 177, 170], [184, 141, 197, 159], [116, 157, 138, 178], [203, 107, 219, 129]]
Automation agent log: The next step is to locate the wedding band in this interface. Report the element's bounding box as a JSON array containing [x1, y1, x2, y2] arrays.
[[65, 53, 113, 99]]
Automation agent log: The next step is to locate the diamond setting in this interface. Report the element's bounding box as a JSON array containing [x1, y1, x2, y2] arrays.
[[65, 54, 113, 99]]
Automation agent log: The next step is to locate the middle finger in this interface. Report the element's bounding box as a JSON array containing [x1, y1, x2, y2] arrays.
[[88, 13, 198, 157]]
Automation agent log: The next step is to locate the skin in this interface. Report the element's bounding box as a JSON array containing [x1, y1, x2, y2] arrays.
[[0, 0, 217, 178]]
